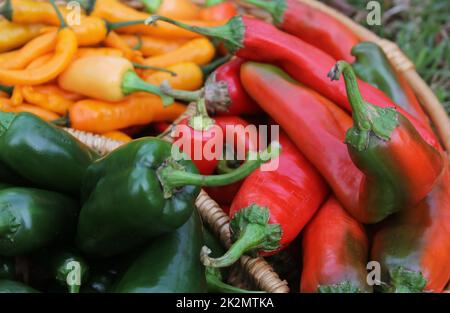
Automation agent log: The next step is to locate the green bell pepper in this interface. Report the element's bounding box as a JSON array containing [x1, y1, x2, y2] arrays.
[[0, 162, 26, 186], [0, 187, 79, 256], [0, 280, 39, 293], [30, 247, 89, 293], [114, 209, 206, 293], [0, 257, 14, 279], [77, 138, 278, 257], [0, 182, 12, 190], [0, 112, 99, 195], [351, 42, 428, 124]]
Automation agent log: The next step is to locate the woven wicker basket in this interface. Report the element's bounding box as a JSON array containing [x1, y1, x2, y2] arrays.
[[66, 0, 450, 293]]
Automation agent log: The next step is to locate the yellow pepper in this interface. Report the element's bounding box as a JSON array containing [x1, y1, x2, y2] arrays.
[[120, 34, 188, 57], [102, 131, 133, 142], [144, 62, 203, 91], [0, 18, 45, 53]]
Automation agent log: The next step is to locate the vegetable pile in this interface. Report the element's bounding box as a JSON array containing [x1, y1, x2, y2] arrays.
[[0, 0, 448, 293]]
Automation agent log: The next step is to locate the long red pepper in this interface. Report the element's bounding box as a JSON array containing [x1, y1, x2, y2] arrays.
[[204, 115, 257, 205], [149, 15, 439, 149], [301, 196, 372, 293], [240, 62, 443, 223], [201, 133, 328, 267], [371, 161, 450, 293], [162, 58, 261, 115], [243, 0, 359, 62], [172, 99, 222, 175]]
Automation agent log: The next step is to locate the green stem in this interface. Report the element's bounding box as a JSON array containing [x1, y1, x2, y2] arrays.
[[140, 0, 161, 13], [0, 0, 12, 21], [328, 61, 398, 151], [160, 81, 203, 102], [189, 99, 215, 131], [242, 0, 286, 25], [201, 205, 282, 268], [70, 0, 96, 14], [206, 267, 264, 293], [50, 0, 67, 28], [51, 115, 70, 127], [121, 70, 174, 106], [146, 15, 245, 53], [216, 159, 238, 174], [132, 35, 143, 51], [132, 63, 177, 76], [157, 141, 281, 198], [205, 0, 224, 7], [107, 19, 148, 32], [0, 85, 13, 96], [201, 55, 232, 76]]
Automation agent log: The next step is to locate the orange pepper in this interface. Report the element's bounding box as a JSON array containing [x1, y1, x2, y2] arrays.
[[0, 91, 9, 98], [0, 18, 45, 53], [0, 98, 60, 121], [0, 31, 57, 70], [26, 53, 53, 69], [69, 95, 186, 133], [142, 38, 215, 73], [199, 2, 237, 22], [102, 130, 133, 142], [120, 34, 187, 57], [90, 0, 222, 39], [75, 47, 124, 59], [0, 28, 78, 85], [2, 0, 73, 25], [141, 0, 200, 20], [21, 84, 76, 114], [103, 31, 143, 62], [10, 85, 23, 106], [144, 62, 203, 91]]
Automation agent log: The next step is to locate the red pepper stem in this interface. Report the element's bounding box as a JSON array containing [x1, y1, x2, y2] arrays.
[[242, 0, 286, 25], [146, 15, 245, 53], [121, 71, 174, 106], [140, 0, 161, 13], [160, 81, 203, 102], [158, 141, 281, 198], [50, 0, 67, 28], [328, 61, 398, 151], [189, 99, 215, 131], [201, 205, 282, 268], [0, 0, 12, 21], [201, 54, 232, 76]]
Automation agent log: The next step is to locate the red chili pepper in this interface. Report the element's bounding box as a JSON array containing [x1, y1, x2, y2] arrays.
[[301, 196, 372, 293], [204, 115, 257, 205], [172, 99, 222, 175], [372, 162, 450, 293], [201, 133, 328, 268], [162, 58, 261, 116], [150, 15, 439, 149], [200, 2, 237, 22], [240, 62, 443, 224], [244, 0, 359, 62]]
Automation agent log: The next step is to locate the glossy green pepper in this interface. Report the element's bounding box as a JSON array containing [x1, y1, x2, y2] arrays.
[[0, 162, 26, 186], [0, 182, 12, 190], [0, 280, 39, 293], [77, 138, 278, 257], [114, 210, 206, 293], [0, 257, 14, 279], [30, 247, 89, 293], [0, 187, 79, 256], [0, 112, 99, 195], [351, 42, 429, 125]]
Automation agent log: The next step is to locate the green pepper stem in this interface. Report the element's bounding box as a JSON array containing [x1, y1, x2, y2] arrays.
[[131, 63, 177, 76], [242, 0, 286, 25], [132, 35, 143, 51], [328, 61, 398, 151], [189, 99, 215, 131], [0, 85, 13, 96], [0, 0, 13, 21], [158, 141, 281, 198], [51, 115, 70, 127], [71, 0, 96, 14], [216, 159, 237, 174], [121, 70, 174, 106], [50, 0, 67, 28], [205, 0, 225, 7], [107, 19, 148, 32], [140, 0, 161, 13], [146, 15, 245, 53], [160, 81, 203, 102], [201, 205, 281, 268], [201, 54, 232, 76], [206, 267, 264, 293]]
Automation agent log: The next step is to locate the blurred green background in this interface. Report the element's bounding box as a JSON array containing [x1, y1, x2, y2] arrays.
[[322, 0, 449, 115]]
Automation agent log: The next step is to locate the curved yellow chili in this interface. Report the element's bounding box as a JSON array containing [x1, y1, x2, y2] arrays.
[[120, 34, 187, 57], [0, 18, 45, 53], [0, 31, 57, 70], [22, 85, 75, 114], [0, 28, 78, 85], [10, 85, 23, 106], [102, 130, 133, 142], [0, 98, 60, 121], [103, 31, 143, 62], [144, 62, 203, 91]]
